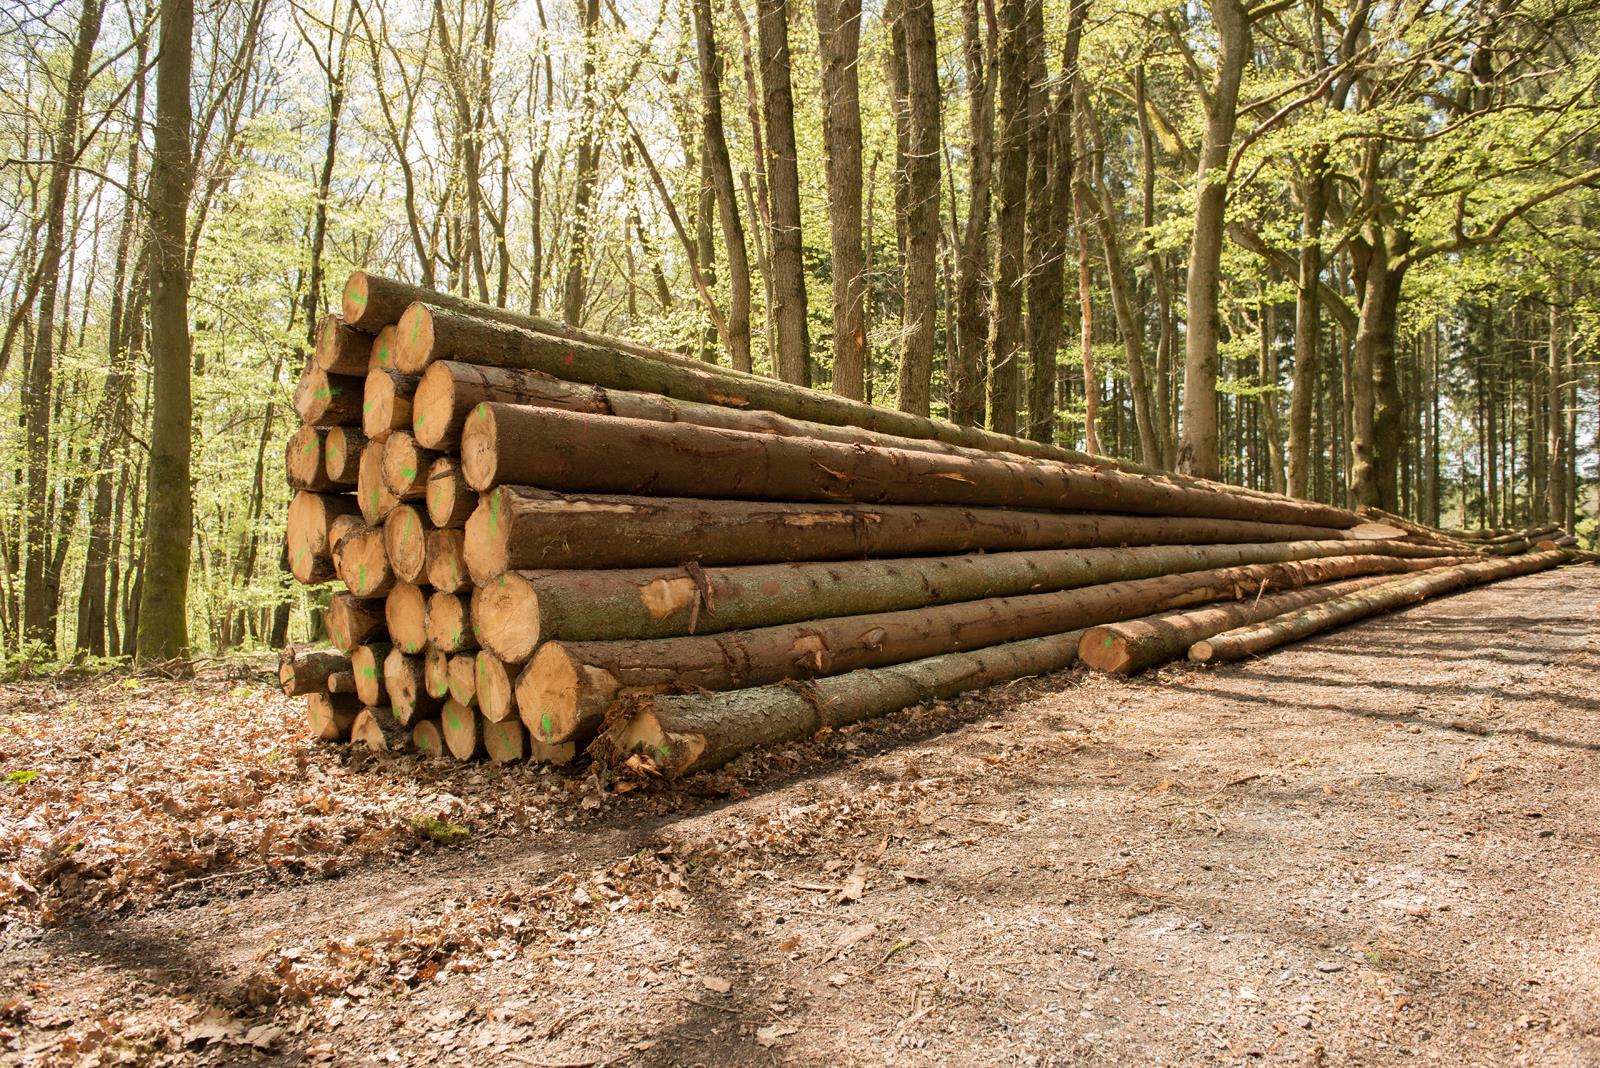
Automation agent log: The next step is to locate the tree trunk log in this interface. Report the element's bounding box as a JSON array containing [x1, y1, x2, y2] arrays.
[[363, 368, 421, 444], [370, 324, 400, 372], [384, 647, 441, 725], [287, 427, 348, 491], [441, 698, 483, 760], [459, 403, 1351, 529], [516, 557, 1425, 746], [426, 528, 469, 593], [351, 642, 392, 705], [327, 592, 385, 652], [287, 491, 362, 584], [294, 367, 363, 426], [382, 504, 431, 583], [357, 440, 400, 524], [279, 645, 350, 696], [464, 486, 1403, 580], [425, 457, 476, 528], [336, 524, 392, 597], [411, 717, 445, 757], [475, 650, 521, 723], [351, 706, 409, 752], [314, 316, 374, 376], [484, 716, 527, 763], [307, 692, 360, 741], [447, 654, 478, 707], [385, 582, 429, 654], [473, 539, 1446, 661], [603, 629, 1086, 777], [427, 591, 476, 652], [1190, 552, 1568, 664], [425, 644, 452, 700], [323, 427, 368, 485], [381, 431, 436, 501]]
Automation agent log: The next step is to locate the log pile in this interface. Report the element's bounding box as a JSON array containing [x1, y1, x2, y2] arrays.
[[277, 270, 1586, 776]]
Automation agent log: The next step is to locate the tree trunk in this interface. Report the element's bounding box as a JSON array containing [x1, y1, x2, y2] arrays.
[[463, 486, 1369, 578], [1546, 303, 1567, 524], [279, 645, 352, 696], [691, 0, 753, 373], [1287, 169, 1328, 498], [1177, 0, 1249, 480], [893, 0, 940, 416], [472, 538, 1440, 660], [986, 0, 1031, 434], [135, 0, 196, 661], [755, 0, 811, 384], [326, 591, 384, 651], [562, 0, 600, 325], [814, 0, 865, 398], [950, 0, 995, 427]]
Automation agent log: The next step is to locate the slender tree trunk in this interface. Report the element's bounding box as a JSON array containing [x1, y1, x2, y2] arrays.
[[135, 0, 196, 662], [814, 0, 865, 397], [1287, 167, 1327, 498], [755, 0, 811, 385], [1546, 302, 1567, 524], [894, 0, 940, 415], [1177, 0, 1249, 480], [950, 0, 995, 427], [1259, 294, 1286, 493], [986, 0, 1031, 434], [562, 0, 601, 326], [690, 0, 751, 372], [22, 0, 105, 648]]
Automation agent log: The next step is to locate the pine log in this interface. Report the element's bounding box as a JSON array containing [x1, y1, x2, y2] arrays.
[[363, 368, 421, 444], [350, 642, 392, 706], [516, 557, 1425, 746], [390, 297, 1345, 515], [1079, 574, 1412, 677], [412, 360, 609, 450], [427, 591, 476, 653], [337, 524, 393, 597], [286, 491, 361, 584], [327, 670, 359, 695], [1188, 551, 1568, 665], [384, 647, 441, 725], [383, 503, 431, 583], [425, 457, 476, 528], [385, 581, 430, 654], [472, 539, 1438, 661], [411, 717, 445, 757], [483, 716, 527, 763], [467, 488, 1370, 581], [286, 426, 341, 491], [370, 324, 399, 371], [323, 426, 368, 485], [603, 630, 1086, 777], [351, 706, 409, 752], [327, 592, 385, 651], [294, 366, 364, 426], [357, 439, 400, 524], [440, 698, 483, 760], [460, 403, 1349, 529], [425, 644, 452, 700], [474, 651, 520, 723], [314, 316, 374, 377], [278, 645, 350, 696], [425, 528, 469, 592], [381, 431, 435, 501], [529, 737, 578, 765], [307, 692, 360, 741], [447, 654, 477, 707]]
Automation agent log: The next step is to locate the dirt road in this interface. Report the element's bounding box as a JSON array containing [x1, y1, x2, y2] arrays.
[[3, 565, 1599, 1066]]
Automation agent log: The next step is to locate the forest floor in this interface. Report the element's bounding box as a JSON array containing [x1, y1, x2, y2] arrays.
[[2, 566, 1599, 1067]]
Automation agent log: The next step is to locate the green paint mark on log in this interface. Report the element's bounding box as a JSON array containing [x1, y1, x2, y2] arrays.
[[541, 712, 552, 740]]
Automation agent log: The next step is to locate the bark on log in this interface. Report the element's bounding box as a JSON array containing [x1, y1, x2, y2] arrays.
[[1079, 574, 1416, 677], [351, 642, 392, 706], [357, 439, 400, 524], [475, 650, 520, 723], [516, 557, 1422, 746], [426, 528, 469, 593], [459, 402, 1349, 529], [323, 427, 368, 485], [384, 647, 441, 725], [427, 591, 476, 652], [327, 592, 385, 651], [447, 654, 477, 707], [351, 706, 409, 752], [385, 581, 429, 654], [412, 361, 606, 451], [425, 457, 476, 528], [327, 670, 358, 695], [424, 644, 451, 700], [464, 487, 1432, 580], [483, 716, 527, 763], [294, 366, 364, 426], [314, 316, 374, 377], [381, 431, 435, 501], [278, 645, 350, 696], [1188, 552, 1568, 664], [286, 426, 344, 491], [411, 717, 444, 757], [363, 368, 421, 444], [383, 503, 431, 583], [307, 692, 360, 741], [337, 524, 392, 597], [440, 698, 483, 760], [472, 539, 1440, 662], [603, 630, 1085, 777], [286, 491, 361, 584], [393, 298, 1339, 514]]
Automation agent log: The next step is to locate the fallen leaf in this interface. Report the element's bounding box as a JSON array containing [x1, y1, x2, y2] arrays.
[[700, 975, 731, 994], [821, 923, 878, 962], [756, 1024, 798, 1047]]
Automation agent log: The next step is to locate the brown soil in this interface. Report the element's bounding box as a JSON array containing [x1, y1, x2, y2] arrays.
[[2, 565, 1598, 1066]]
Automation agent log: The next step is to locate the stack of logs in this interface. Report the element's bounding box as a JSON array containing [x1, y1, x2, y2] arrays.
[[276, 270, 1586, 779]]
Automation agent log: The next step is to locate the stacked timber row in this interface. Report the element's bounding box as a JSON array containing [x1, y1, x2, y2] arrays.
[[276, 270, 1583, 776]]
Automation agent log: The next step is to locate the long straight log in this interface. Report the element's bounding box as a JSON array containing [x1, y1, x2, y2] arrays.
[[464, 487, 1405, 580], [460, 403, 1352, 529], [1189, 552, 1568, 664], [1078, 573, 1431, 677], [294, 366, 363, 426], [604, 630, 1086, 778], [327, 592, 385, 652], [516, 557, 1430, 747], [287, 491, 362, 584], [314, 315, 374, 376], [472, 541, 1445, 663], [279, 645, 350, 696], [388, 295, 1341, 513], [323, 426, 368, 485]]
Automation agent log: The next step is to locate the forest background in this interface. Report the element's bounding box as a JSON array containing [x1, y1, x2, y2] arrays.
[[1, 0, 1597, 666]]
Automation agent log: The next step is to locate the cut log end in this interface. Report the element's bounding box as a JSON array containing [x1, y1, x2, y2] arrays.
[[342, 271, 375, 327], [459, 402, 500, 490], [314, 316, 374, 377], [483, 717, 527, 763], [394, 302, 436, 373], [412, 362, 457, 450], [462, 487, 512, 581], [323, 427, 367, 484], [382, 431, 433, 501], [1077, 626, 1137, 675], [426, 528, 469, 592], [350, 642, 392, 705], [426, 457, 475, 529], [326, 593, 385, 652], [337, 525, 393, 598], [425, 644, 452, 700], [384, 647, 437, 725], [411, 718, 444, 757], [475, 651, 519, 722], [383, 504, 430, 583], [516, 642, 617, 744], [370, 324, 399, 371], [357, 440, 399, 524], [294, 367, 362, 426], [441, 698, 482, 760], [1188, 640, 1217, 662], [447, 654, 477, 707], [352, 707, 408, 752], [471, 571, 540, 662], [286, 426, 332, 491], [427, 591, 476, 653], [608, 706, 704, 778], [385, 582, 430, 655], [308, 692, 359, 741]]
